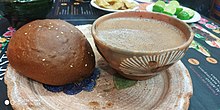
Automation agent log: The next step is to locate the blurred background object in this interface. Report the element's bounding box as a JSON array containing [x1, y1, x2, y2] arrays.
[[139, 0, 213, 19], [0, 0, 218, 28], [210, 0, 220, 23], [155, 0, 217, 22], [177, 0, 213, 18], [0, 0, 53, 29]]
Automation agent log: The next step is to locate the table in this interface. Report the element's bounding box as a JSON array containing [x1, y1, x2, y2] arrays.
[[0, 1, 220, 110]]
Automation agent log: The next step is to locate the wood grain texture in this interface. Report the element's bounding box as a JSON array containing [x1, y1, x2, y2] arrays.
[[4, 25, 193, 110]]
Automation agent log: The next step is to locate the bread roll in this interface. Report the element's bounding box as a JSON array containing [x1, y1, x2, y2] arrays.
[[7, 19, 95, 85]]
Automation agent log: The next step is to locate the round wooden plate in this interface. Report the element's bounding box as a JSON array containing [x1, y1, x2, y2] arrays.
[[4, 25, 193, 110]]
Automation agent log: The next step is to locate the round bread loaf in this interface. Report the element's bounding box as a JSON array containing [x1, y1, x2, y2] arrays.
[[7, 19, 95, 85]]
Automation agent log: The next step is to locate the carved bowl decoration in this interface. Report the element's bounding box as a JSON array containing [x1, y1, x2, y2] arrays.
[[91, 11, 194, 80]]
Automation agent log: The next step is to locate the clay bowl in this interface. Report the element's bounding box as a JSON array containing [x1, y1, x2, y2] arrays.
[[91, 11, 194, 80]]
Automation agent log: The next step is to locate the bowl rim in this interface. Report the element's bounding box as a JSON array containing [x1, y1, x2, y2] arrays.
[[91, 11, 194, 55]]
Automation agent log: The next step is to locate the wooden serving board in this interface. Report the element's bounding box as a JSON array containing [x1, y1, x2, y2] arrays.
[[4, 25, 193, 110]]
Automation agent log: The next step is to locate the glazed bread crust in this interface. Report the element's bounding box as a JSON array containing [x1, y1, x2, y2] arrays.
[[7, 19, 95, 85]]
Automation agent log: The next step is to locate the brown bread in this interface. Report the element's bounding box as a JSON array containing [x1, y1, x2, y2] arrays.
[[7, 19, 95, 85]]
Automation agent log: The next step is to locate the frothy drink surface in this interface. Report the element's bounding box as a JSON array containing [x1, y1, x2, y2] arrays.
[[96, 18, 186, 51]]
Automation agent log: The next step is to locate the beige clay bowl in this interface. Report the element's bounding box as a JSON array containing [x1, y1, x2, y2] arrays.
[[91, 11, 194, 80]]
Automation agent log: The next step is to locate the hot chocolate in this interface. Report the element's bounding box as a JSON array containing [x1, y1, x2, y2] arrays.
[[96, 18, 186, 51]]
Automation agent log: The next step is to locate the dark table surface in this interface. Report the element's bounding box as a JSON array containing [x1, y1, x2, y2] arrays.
[[1, 0, 220, 110]]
